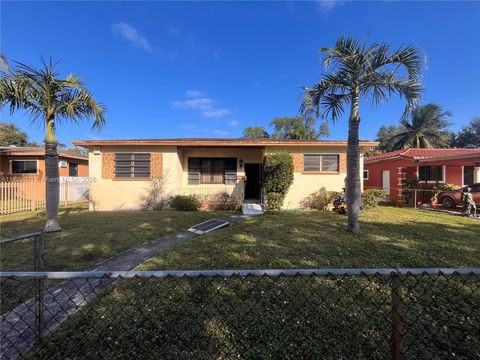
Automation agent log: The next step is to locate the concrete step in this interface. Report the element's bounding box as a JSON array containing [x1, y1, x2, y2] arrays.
[[242, 203, 264, 216]]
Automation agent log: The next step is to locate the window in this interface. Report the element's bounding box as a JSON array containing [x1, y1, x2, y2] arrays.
[[363, 170, 369, 180], [188, 158, 237, 185], [69, 163, 78, 177], [419, 166, 444, 182], [303, 154, 339, 172], [464, 166, 474, 186], [11, 160, 37, 174], [114, 153, 150, 178]]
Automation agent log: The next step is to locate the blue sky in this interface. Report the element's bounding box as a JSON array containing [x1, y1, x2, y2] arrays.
[[2, 1, 479, 146]]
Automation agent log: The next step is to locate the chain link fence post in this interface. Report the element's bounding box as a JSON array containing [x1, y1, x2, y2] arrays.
[[34, 233, 45, 344], [391, 271, 405, 360]]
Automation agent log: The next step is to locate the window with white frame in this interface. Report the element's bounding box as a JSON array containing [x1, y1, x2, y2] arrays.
[[303, 154, 339, 172], [418, 165, 444, 182], [11, 160, 38, 174], [363, 170, 369, 180]]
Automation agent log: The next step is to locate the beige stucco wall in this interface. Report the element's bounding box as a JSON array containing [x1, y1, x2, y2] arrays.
[[88, 146, 181, 211], [266, 146, 364, 209], [86, 144, 365, 211]]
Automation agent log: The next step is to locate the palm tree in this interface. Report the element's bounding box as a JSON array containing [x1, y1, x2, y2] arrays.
[[0, 59, 105, 231], [389, 103, 452, 149], [301, 37, 423, 232]]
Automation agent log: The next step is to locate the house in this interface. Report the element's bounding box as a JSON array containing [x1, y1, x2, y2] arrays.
[[364, 148, 480, 203], [0, 146, 88, 178], [72, 138, 377, 211]]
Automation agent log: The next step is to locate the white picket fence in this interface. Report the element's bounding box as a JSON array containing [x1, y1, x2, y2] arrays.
[[0, 177, 89, 215]]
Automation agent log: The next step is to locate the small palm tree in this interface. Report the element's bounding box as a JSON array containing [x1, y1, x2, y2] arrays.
[[0, 59, 105, 231], [301, 37, 423, 232], [390, 103, 452, 149]]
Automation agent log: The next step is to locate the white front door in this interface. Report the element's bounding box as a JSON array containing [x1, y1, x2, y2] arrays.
[[382, 170, 390, 195]]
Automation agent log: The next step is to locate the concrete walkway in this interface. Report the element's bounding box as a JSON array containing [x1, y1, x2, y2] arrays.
[[0, 214, 250, 359]]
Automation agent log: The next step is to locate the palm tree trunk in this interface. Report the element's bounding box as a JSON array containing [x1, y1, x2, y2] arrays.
[[346, 95, 361, 232], [44, 116, 61, 232]]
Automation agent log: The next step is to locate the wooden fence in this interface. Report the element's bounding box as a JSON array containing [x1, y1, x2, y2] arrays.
[[0, 177, 89, 215]]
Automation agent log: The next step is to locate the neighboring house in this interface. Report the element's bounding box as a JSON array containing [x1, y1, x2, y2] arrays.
[[364, 148, 480, 203], [72, 138, 377, 210], [0, 146, 88, 178]]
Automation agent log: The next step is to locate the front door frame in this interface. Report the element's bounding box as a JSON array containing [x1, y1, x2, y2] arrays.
[[244, 163, 262, 200]]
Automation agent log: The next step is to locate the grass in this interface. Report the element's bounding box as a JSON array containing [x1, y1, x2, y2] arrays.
[[18, 206, 480, 359], [0, 203, 233, 272]]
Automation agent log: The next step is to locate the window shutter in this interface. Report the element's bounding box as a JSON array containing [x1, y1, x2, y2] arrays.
[[188, 158, 201, 185], [224, 158, 237, 185]]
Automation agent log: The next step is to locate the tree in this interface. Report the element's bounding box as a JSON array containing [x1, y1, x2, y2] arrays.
[[242, 126, 269, 139], [451, 117, 480, 148], [301, 37, 422, 232], [375, 125, 401, 152], [0, 122, 30, 146], [270, 116, 319, 140], [0, 59, 105, 232], [389, 104, 452, 149]]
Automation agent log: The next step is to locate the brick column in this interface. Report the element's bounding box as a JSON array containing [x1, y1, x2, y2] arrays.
[[397, 167, 407, 203]]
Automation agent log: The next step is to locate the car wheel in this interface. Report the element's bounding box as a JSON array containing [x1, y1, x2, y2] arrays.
[[441, 197, 455, 208]]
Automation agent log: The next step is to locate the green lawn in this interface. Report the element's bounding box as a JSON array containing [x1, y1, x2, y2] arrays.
[[19, 206, 479, 359], [0, 204, 233, 272]]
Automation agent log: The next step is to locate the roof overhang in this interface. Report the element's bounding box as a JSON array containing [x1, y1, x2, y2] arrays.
[[72, 139, 379, 148]]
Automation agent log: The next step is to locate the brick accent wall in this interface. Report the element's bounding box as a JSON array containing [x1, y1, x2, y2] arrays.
[[339, 153, 346, 173], [102, 153, 114, 179], [292, 153, 303, 172], [150, 153, 163, 179]]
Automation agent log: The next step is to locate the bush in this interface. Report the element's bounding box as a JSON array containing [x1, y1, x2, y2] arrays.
[[361, 189, 387, 210], [142, 177, 168, 210], [263, 153, 294, 210], [302, 188, 341, 210], [202, 192, 242, 211], [168, 195, 201, 211]]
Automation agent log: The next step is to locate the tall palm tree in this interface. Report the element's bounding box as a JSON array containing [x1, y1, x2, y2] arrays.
[[390, 103, 452, 149], [0, 59, 105, 231], [301, 37, 423, 232]]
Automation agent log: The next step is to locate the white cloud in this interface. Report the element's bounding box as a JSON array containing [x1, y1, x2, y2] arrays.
[[202, 108, 230, 118], [316, 0, 347, 12], [185, 90, 206, 98], [228, 119, 239, 127], [112, 22, 152, 52], [172, 91, 230, 118], [213, 130, 230, 136]]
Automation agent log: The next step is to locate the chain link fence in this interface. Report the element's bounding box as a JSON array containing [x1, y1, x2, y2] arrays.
[[1, 268, 479, 359]]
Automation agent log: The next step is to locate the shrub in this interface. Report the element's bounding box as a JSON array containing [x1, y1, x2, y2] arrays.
[[142, 177, 168, 210], [361, 189, 387, 210], [263, 153, 294, 210], [403, 178, 420, 204], [168, 195, 201, 211], [302, 188, 341, 210], [202, 192, 242, 211]]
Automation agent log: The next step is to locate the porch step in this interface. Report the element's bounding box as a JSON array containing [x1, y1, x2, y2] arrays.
[[242, 203, 264, 216]]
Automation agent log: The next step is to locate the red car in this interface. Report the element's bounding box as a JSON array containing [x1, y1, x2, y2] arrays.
[[438, 183, 480, 209]]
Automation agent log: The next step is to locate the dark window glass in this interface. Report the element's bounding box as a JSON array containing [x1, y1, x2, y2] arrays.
[[114, 153, 151, 178], [419, 166, 443, 182], [69, 163, 78, 177], [11, 160, 37, 174], [188, 157, 237, 185], [363, 170, 369, 180], [303, 154, 339, 172], [464, 166, 474, 186]]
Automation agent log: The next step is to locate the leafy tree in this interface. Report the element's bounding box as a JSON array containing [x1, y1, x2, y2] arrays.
[[375, 125, 401, 152], [301, 37, 422, 232], [242, 126, 269, 139], [0, 122, 30, 146], [451, 117, 480, 148], [319, 122, 330, 138], [0, 53, 8, 71], [0, 59, 105, 232], [270, 116, 319, 140], [389, 104, 452, 149]]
